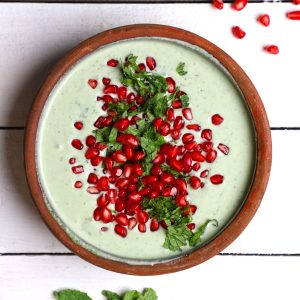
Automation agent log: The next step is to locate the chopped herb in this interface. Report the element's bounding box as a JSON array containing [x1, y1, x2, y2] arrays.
[[102, 288, 157, 300], [180, 94, 189, 107], [189, 219, 218, 247], [53, 289, 92, 300], [176, 62, 188, 76]]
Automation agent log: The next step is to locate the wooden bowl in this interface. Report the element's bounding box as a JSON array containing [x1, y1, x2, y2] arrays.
[[24, 24, 272, 275]]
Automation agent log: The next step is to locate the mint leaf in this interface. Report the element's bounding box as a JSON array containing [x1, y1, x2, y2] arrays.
[[123, 290, 141, 300], [93, 127, 111, 143], [142, 288, 157, 300], [189, 219, 218, 247], [176, 62, 187, 76], [53, 289, 92, 300], [180, 94, 189, 108], [102, 290, 122, 300], [109, 127, 118, 143]]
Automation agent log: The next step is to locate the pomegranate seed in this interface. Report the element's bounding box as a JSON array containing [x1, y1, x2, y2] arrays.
[[201, 141, 213, 152], [85, 148, 99, 160], [101, 95, 115, 103], [201, 129, 212, 141], [169, 158, 183, 172], [137, 211, 149, 224], [172, 100, 182, 109], [146, 56, 156, 70], [127, 217, 137, 230], [72, 165, 84, 174], [170, 129, 181, 140], [153, 118, 163, 130], [150, 218, 160, 231], [74, 181, 82, 188], [104, 85, 118, 94], [212, 114, 224, 125], [162, 186, 177, 197], [166, 77, 176, 93], [122, 164, 132, 178], [160, 220, 168, 229], [186, 124, 201, 131], [86, 135, 96, 147], [97, 176, 109, 191], [138, 63, 146, 71], [140, 186, 151, 196], [95, 143, 106, 151], [190, 176, 201, 190], [97, 194, 109, 207], [182, 108, 193, 120], [257, 14, 270, 26], [210, 174, 224, 184], [118, 86, 127, 100], [206, 149, 218, 163], [88, 79, 98, 89], [153, 153, 165, 165], [142, 175, 158, 185], [152, 181, 164, 192], [69, 157, 76, 164], [218, 143, 230, 155], [91, 156, 103, 166], [187, 223, 196, 230], [87, 173, 98, 184], [192, 163, 200, 171], [128, 191, 143, 203], [74, 121, 83, 130], [114, 118, 129, 131], [176, 195, 188, 207], [232, 26, 246, 39], [151, 165, 162, 176], [213, 0, 224, 9], [71, 139, 83, 150], [158, 121, 170, 136], [132, 163, 143, 176], [293, 0, 300, 4], [112, 150, 127, 163], [111, 166, 123, 178], [232, 0, 247, 11], [122, 134, 139, 147], [94, 116, 105, 128], [107, 59, 119, 67], [264, 45, 279, 55], [173, 116, 185, 130], [107, 189, 117, 204], [138, 224, 146, 233], [182, 133, 194, 144], [166, 108, 175, 122], [102, 77, 111, 85], [87, 186, 100, 194], [115, 198, 125, 212], [160, 173, 175, 185], [116, 178, 129, 189], [160, 143, 171, 154], [132, 151, 145, 161], [101, 226, 108, 232], [191, 151, 205, 162], [128, 184, 136, 192], [174, 178, 187, 194], [200, 169, 209, 178], [136, 95, 144, 105], [184, 141, 197, 151], [114, 224, 127, 237], [104, 157, 113, 170], [115, 213, 128, 226], [287, 11, 300, 20], [127, 92, 136, 103]]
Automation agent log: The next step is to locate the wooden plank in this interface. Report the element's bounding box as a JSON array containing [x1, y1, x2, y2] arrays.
[[0, 3, 299, 127], [0, 255, 299, 299], [0, 130, 299, 254]]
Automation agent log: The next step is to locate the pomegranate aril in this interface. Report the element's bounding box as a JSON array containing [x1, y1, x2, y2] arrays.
[[102, 95, 115, 103], [127, 92, 136, 103], [170, 129, 181, 140], [117, 86, 127, 100], [192, 163, 200, 171], [153, 118, 163, 130], [98, 207, 112, 223], [115, 198, 125, 212], [114, 224, 127, 237], [112, 150, 127, 163], [110, 166, 123, 178], [151, 165, 162, 176], [122, 134, 139, 147], [115, 178, 129, 189], [190, 176, 201, 190], [91, 156, 103, 166], [85, 148, 99, 160], [97, 194, 109, 207], [87, 186, 100, 194], [149, 190, 160, 198], [166, 77, 176, 93], [104, 84, 118, 94], [146, 56, 156, 70], [153, 153, 165, 165], [257, 14, 270, 26], [183, 152, 193, 168], [293, 0, 300, 4], [115, 213, 128, 226], [162, 186, 178, 197], [232, 0, 247, 11], [104, 157, 113, 170], [160, 173, 175, 185], [200, 141, 213, 152], [97, 176, 109, 191], [87, 173, 98, 184], [232, 26, 246, 39], [174, 178, 187, 194], [210, 174, 224, 184], [158, 121, 171, 136], [132, 150, 145, 161], [114, 118, 129, 131], [128, 191, 143, 203], [201, 129, 212, 141], [187, 223, 196, 230], [184, 141, 197, 151], [94, 116, 105, 128], [71, 139, 83, 150], [206, 149, 218, 163], [69, 157, 76, 164], [127, 217, 137, 230], [264, 45, 279, 55], [160, 220, 168, 229], [102, 77, 111, 85], [218, 143, 230, 155], [137, 211, 149, 224], [212, 114, 224, 125], [107, 189, 117, 203], [88, 79, 98, 89], [138, 63, 146, 71], [173, 116, 185, 130], [136, 95, 144, 105], [213, 0, 224, 10], [166, 108, 175, 122], [200, 169, 209, 178], [74, 121, 83, 130], [72, 165, 84, 174], [142, 175, 158, 185], [86, 135, 96, 147], [287, 11, 300, 20], [133, 163, 143, 176], [140, 186, 151, 196], [186, 124, 201, 131], [150, 218, 160, 231], [169, 158, 183, 172], [101, 226, 108, 232], [74, 181, 82, 188], [107, 59, 119, 67], [182, 133, 194, 144], [172, 100, 182, 109], [176, 195, 188, 207], [182, 108, 193, 120], [138, 224, 146, 233]]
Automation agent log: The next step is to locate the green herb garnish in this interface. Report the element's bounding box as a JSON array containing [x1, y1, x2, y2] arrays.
[[176, 62, 187, 76], [53, 289, 92, 300], [102, 288, 157, 300]]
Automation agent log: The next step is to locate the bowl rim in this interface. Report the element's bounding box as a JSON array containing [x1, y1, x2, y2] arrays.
[[24, 24, 272, 275]]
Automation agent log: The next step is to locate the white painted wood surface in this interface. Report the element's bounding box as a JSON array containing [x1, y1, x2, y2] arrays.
[[0, 3, 299, 299]]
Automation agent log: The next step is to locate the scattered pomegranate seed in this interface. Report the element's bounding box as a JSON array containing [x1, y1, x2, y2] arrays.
[[74, 181, 82, 188], [138, 224, 146, 233], [212, 0, 224, 10], [97, 194, 109, 207], [114, 118, 129, 131], [97, 176, 109, 191], [71, 139, 83, 150], [85, 148, 100, 160], [232, 26, 246, 39], [87, 173, 98, 184], [107, 59, 119, 67], [74, 121, 83, 130], [192, 163, 200, 171], [287, 11, 300, 20], [187, 223, 196, 230], [293, 0, 300, 4], [182, 108, 193, 120], [91, 156, 103, 166], [187, 124, 201, 131], [69, 157, 76, 164], [88, 79, 98, 89], [206, 149, 218, 163], [101, 226, 108, 232], [117, 86, 127, 100], [211, 114, 224, 125], [257, 14, 270, 27], [210, 174, 224, 185], [127, 217, 137, 230], [166, 108, 175, 122], [114, 224, 127, 237], [190, 176, 201, 190], [115, 213, 128, 226], [218, 143, 230, 155], [72, 165, 84, 174], [86, 135, 96, 147], [104, 84, 118, 94], [102, 77, 111, 85], [150, 218, 160, 231], [174, 116, 185, 130], [264, 45, 279, 55], [87, 186, 100, 194], [201, 129, 212, 141], [122, 134, 139, 147], [200, 169, 209, 178], [138, 63, 146, 71], [232, 0, 247, 11], [146, 56, 156, 70], [172, 100, 182, 109], [166, 77, 176, 93]]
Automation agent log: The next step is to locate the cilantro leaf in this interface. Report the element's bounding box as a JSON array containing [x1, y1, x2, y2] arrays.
[[93, 127, 111, 143], [163, 224, 193, 252], [108, 101, 129, 116], [102, 290, 122, 300], [176, 62, 188, 76], [123, 290, 141, 300], [53, 289, 92, 300], [189, 219, 218, 247], [180, 94, 189, 107], [109, 127, 118, 143], [142, 288, 158, 300]]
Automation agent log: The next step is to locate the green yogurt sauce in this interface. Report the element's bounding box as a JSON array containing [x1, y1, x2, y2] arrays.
[[37, 38, 256, 264]]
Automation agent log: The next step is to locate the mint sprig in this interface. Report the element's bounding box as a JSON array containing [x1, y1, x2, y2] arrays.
[[53, 289, 92, 300], [176, 62, 187, 76]]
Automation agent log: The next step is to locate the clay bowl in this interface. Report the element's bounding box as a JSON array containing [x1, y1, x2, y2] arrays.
[[24, 24, 272, 275]]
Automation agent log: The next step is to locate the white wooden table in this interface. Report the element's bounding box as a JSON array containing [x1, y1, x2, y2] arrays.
[[1, 2, 300, 299]]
